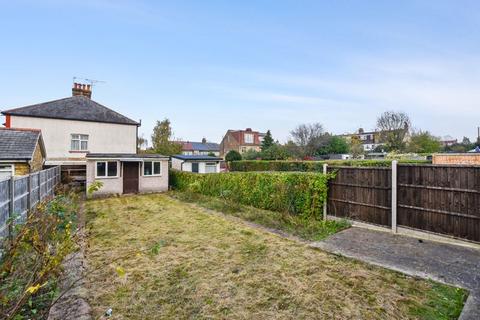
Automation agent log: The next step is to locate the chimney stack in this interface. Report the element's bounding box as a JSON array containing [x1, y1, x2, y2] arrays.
[[202, 137, 207, 144], [72, 82, 92, 98]]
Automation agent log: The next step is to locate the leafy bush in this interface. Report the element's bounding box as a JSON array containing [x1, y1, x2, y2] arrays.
[[225, 150, 242, 161], [169, 170, 332, 218], [229, 159, 431, 172], [0, 191, 78, 319]]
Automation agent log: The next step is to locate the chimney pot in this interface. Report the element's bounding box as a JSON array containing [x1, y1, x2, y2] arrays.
[[72, 82, 92, 99]]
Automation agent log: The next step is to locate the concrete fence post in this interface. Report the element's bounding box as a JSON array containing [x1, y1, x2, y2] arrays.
[[391, 160, 398, 233], [323, 163, 328, 221], [27, 175, 32, 213]]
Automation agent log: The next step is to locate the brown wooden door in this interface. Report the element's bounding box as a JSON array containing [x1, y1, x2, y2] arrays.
[[123, 162, 139, 194]]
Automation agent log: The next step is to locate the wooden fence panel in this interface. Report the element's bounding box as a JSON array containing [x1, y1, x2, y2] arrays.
[[0, 167, 61, 243], [0, 179, 10, 239], [327, 166, 392, 227], [13, 176, 29, 224], [398, 164, 480, 242]]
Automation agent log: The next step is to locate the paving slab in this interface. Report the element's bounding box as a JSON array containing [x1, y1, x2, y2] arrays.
[[312, 227, 480, 320]]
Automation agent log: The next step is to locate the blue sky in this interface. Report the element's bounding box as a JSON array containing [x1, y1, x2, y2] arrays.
[[1, 0, 479, 144]]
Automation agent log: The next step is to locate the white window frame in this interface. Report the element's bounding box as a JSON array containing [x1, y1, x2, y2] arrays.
[[71, 134, 89, 151], [244, 133, 254, 144], [95, 161, 119, 178], [0, 164, 14, 178], [143, 161, 162, 176]]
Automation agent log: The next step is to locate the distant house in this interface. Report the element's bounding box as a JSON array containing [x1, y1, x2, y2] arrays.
[[86, 153, 169, 196], [179, 138, 220, 156], [220, 128, 266, 157], [340, 128, 384, 152], [1, 83, 140, 182], [171, 155, 222, 173], [0, 128, 46, 178], [340, 127, 409, 152], [440, 135, 458, 147]]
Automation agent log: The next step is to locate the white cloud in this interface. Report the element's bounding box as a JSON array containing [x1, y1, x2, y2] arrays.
[[201, 56, 480, 140]]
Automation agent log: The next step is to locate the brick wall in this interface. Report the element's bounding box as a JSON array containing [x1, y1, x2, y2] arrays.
[[30, 144, 45, 172], [433, 154, 480, 165], [14, 163, 30, 175]]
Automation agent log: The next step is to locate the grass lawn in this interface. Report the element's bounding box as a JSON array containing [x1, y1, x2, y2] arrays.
[[85, 193, 467, 319]]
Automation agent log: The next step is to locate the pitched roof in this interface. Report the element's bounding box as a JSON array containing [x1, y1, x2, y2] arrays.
[[0, 128, 45, 160], [172, 155, 222, 161], [2, 96, 139, 126], [180, 141, 220, 152]]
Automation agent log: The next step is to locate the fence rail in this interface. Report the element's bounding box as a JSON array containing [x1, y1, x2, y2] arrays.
[[0, 166, 61, 240], [326, 163, 480, 243]]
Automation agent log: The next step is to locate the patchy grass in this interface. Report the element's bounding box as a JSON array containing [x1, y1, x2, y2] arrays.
[[170, 191, 349, 241], [85, 193, 467, 320]]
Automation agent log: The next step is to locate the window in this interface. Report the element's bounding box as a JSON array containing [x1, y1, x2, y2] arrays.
[[244, 133, 254, 144], [96, 161, 118, 178], [71, 134, 89, 151], [205, 162, 217, 173], [143, 161, 161, 176], [0, 164, 13, 179]]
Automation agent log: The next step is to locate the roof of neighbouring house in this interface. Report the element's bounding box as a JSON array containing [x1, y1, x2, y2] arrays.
[[223, 128, 266, 146], [0, 128, 45, 160], [2, 96, 140, 126], [86, 153, 169, 160], [172, 155, 223, 161], [180, 141, 220, 152]]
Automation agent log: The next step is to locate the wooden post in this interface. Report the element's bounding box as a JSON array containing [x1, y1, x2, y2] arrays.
[[391, 160, 398, 233], [8, 177, 14, 240], [323, 163, 328, 221]]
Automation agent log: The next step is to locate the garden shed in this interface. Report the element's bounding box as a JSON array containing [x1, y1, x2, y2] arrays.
[[171, 155, 222, 173], [86, 153, 169, 196]]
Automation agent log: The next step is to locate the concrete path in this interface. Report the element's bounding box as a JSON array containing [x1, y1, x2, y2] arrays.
[[312, 227, 480, 320]]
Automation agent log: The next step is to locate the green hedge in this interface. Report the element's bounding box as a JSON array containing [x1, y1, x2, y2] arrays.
[[229, 159, 431, 172], [169, 170, 331, 218]]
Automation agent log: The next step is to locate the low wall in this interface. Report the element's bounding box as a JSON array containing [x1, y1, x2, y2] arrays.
[[432, 153, 480, 165]]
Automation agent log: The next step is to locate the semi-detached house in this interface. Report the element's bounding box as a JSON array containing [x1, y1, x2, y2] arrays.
[[2, 84, 168, 196], [1, 84, 139, 181]]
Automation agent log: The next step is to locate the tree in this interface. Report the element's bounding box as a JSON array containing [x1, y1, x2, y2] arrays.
[[262, 144, 289, 160], [207, 152, 215, 157], [407, 131, 442, 153], [225, 150, 242, 161], [151, 118, 182, 156], [261, 130, 274, 151], [137, 134, 148, 151], [242, 149, 262, 160], [376, 111, 411, 151], [326, 136, 349, 154], [283, 140, 302, 159], [290, 123, 329, 157], [349, 136, 364, 159]]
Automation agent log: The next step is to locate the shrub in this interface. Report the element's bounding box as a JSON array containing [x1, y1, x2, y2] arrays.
[[0, 191, 78, 319], [225, 150, 242, 162], [229, 159, 430, 172], [169, 170, 332, 218]]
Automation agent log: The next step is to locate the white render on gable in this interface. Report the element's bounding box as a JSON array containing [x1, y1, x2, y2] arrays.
[[9, 116, 137, 165]]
